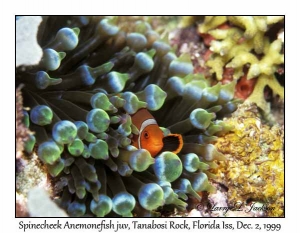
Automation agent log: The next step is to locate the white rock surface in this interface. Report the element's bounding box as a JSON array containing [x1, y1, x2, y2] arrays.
[[16, 16, 43, 67], [27, 187, 68, 217]]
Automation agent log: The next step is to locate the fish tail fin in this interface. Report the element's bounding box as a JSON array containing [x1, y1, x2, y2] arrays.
[[161, 134, 183, 154]]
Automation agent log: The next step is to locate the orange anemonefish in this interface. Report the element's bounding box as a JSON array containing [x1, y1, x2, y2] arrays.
[[131, 108, 183, 157]]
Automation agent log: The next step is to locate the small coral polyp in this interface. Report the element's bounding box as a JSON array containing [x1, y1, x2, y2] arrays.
[[17, 16, 238, 217]]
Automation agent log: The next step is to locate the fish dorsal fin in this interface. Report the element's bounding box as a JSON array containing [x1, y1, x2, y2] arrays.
[[160, 134, 183, 154]]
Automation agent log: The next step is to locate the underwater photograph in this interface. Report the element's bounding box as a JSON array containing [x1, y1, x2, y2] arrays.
[[16, 16, 284, 217]]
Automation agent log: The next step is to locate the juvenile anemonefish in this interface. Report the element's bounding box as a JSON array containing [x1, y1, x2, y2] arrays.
[[130, 108, 183, 157]]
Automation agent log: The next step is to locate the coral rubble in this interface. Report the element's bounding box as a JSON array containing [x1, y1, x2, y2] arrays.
[[16, 16, 239, 217], [214, 103, 284, 217], [16, 85, 32, 159]]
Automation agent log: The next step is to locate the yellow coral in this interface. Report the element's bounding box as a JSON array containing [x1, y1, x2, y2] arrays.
[[198, 16, 227, 33], [197, 16, 284, 115], [247, 39, 284, 78], [213, 103, 284, 217], [228, 16, 283, 40], [246, 73, 284, 113]]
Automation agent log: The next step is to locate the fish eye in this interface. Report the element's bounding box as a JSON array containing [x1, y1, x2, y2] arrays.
[[143, 131, 149, 139]]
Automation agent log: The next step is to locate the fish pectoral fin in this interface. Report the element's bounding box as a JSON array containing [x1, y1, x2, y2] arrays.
[[160, 134, 183, 154]]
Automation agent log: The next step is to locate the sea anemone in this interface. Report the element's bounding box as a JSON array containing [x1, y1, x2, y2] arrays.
[[16, 16, 238, 217]]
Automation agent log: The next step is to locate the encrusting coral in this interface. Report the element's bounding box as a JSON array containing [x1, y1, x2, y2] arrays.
[[16, 16, 239, 217], [197, 16, 284, 115], [16, 85, 34, 159], [213, 103, 284, 217]]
